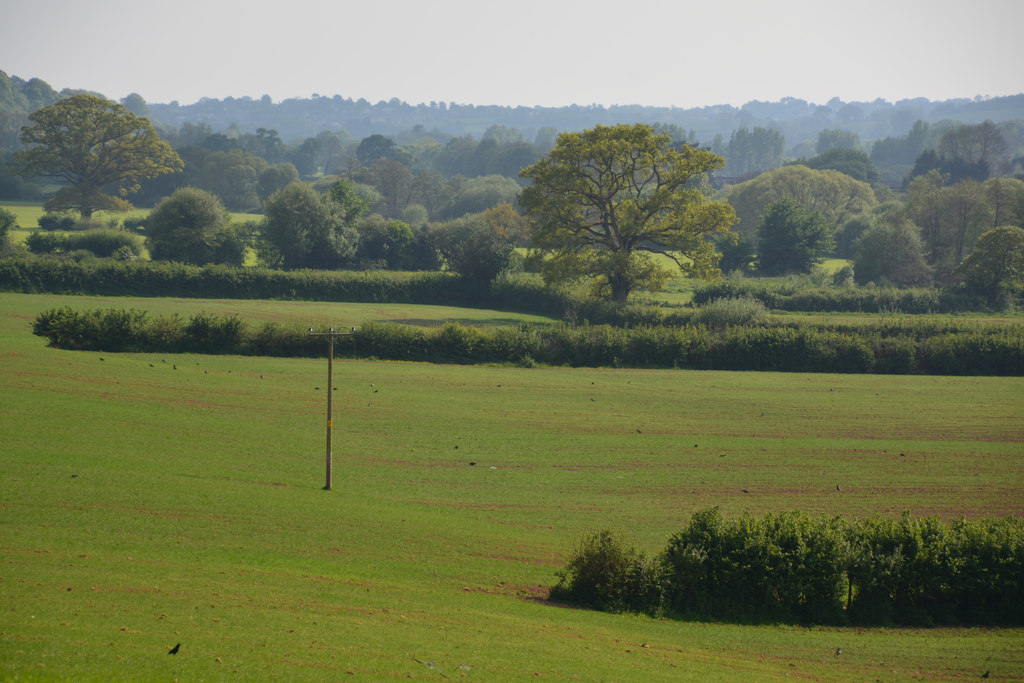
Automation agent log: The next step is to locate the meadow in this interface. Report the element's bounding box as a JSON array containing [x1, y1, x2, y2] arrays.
[[2, 292, 1023, 681]]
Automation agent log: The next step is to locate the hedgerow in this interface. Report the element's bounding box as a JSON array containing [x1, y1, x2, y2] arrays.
[[31, 308, 1024, 376], [556, 509, 1024, 626], [692, 280, 987, 314]]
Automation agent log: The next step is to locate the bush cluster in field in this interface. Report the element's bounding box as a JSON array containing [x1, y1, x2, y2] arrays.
[[31, 307, 1024, 375], [24, 229, 145, 260], [554, 509, 1024, 626]]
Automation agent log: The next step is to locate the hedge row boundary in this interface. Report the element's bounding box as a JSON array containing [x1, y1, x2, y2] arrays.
[[31, 307, 1024, 375], [554, 509, 1024, 626]]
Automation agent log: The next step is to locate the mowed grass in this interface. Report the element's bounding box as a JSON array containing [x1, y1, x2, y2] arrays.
[[1, 292, 1023, 681]]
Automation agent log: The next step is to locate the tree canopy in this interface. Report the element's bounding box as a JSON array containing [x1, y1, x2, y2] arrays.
[[725, 164, 877, 241], [955, 225, 1024, 306], [258, 181, 358, 269], [757, 198, 834, 275], [519, 123, 736, 302], [10, 94, 182, 218], [146, 187, 246, 266]]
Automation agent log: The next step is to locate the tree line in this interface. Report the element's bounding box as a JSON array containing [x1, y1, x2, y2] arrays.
[[4, 94, 1024, 310]]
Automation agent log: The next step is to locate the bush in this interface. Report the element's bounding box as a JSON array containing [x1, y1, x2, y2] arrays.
[[26, 229, 144, 258], [551, 530, 665, 614], [692, 296, 768, 329], [560, 509, 1024, 626], [37, 213, 76, 231]]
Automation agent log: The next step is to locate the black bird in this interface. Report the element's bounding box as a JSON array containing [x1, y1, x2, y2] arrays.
[[168, 643, 180, 655], [836, 485, 842, 491], [835, 647, 841, 657], [742, 489, 749, 494], [982, 671, 989, 679]]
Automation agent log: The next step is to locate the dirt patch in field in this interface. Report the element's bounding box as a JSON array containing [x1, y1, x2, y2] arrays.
[[463, 582, 552, 600]]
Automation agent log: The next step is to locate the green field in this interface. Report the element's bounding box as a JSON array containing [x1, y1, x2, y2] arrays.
[[1, 201, 261, 249], [2, 292, 1023, 681]]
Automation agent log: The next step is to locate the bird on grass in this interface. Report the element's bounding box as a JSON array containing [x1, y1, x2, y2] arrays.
[[982, 671, 990, 679], [168, 643, 180, 655], [414, 659, 448, 678], [834, 647, 841, 657]]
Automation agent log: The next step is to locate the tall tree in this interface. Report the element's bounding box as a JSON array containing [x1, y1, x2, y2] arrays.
[[853, 216, 933, 287], [725, 127, 785, 176], [816, 128, 860, 154], [258, 181, 357, 269], [147, 187, 246, 266], [757, 198, 833, 275], [726, 165, 877, 241], [520, 123, 735, 302], [955, 225, 1024, 306], [10, 95, 182, 218]]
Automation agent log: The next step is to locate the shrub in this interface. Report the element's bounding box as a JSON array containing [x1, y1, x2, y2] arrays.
[[560, 509, 1024, 626], [551, 530, 665, 614], [38, 213, 77, 231], [182, 312, 242, 354], [692, 296, 768, 329], [26, 229, 144, 258]]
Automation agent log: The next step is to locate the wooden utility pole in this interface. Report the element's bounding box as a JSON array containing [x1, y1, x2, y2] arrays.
[[308, 327, 352, 490]]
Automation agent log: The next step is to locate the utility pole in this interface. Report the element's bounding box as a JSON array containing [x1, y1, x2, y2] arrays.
[[308, 327, 353, 490]]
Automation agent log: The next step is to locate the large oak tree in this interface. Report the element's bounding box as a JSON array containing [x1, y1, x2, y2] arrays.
[[10, 94, 182, 218], [519, 123, 736, 302]]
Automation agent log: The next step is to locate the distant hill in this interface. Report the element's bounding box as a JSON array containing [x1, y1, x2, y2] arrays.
[[144, 93, 1024, 147], [3, 69, 1023, 150]]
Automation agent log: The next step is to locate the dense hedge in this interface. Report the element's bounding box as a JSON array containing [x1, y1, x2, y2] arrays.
[[25, 229, 145, 259], [553, 509, 1024, 626], [31, 307, 1024, 375], [0, 256, 659, 325], [693, 280, 986, 314], [5, 256, 997, 321]]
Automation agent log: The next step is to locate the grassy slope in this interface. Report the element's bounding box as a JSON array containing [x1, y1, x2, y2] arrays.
[[1, 292, 1023, 681]]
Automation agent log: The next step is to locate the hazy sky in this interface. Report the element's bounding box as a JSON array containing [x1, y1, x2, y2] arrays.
[[2, 0, 1021, 108]]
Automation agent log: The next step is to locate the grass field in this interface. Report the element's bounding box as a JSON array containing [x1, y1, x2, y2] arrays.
[[2, 292, 1023, 681], [0, 200, 262, 249]]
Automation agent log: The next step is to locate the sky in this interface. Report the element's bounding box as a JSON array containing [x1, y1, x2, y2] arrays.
[[1, 0, 1022, 109]]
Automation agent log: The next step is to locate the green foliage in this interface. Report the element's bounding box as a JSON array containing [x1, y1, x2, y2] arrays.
[[663, 509, 848, 624], [854, 216, 934, 287], [521, 123, 736, 302], [692, 296, 768, 329], [37, 212, 77, 231], [801, 147, 879, 184], [724, 165, 877, 242], [25, 228, 144, 258], [0, 207, 15, 255], [725, 127, 785, 176], [440, 175, 522, 219], [29, 304, 1024, 376], [559, 509, 1024, 626], [432, 212, 517, 286], [552, 530, 665, 614], [954, 225, 1024, 307], [353, 214, 416, 269], [326, 177, 373, 224], [9, 95, 183, 218], [259, 181, 358, 269], [757, 198, 834, 275], [691, 279, 983, 314], [147, 187, 246, 266]]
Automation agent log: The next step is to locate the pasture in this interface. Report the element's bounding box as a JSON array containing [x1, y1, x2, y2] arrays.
[[1, 292, 1023, 681]]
